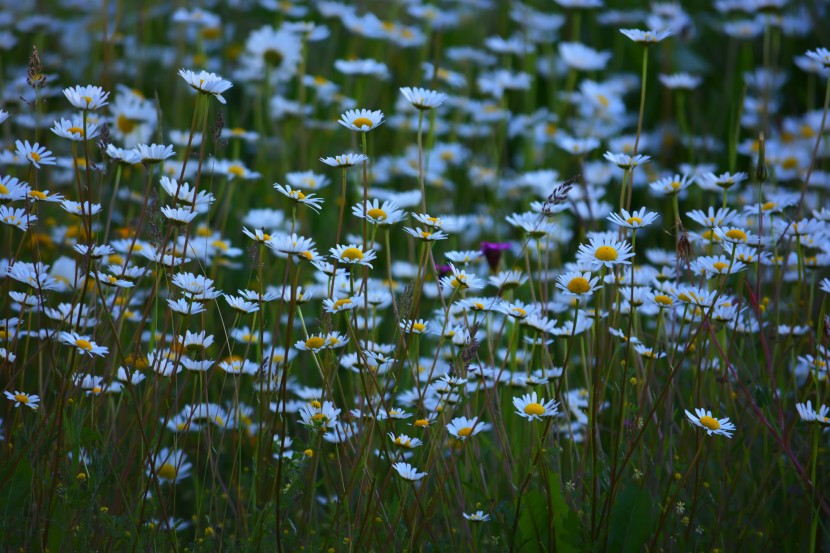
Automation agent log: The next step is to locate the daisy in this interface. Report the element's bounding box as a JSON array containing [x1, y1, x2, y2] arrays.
[[806, 47, 830, 68], [178, 330, 215, 352], [388, 433, 424, 449], [440, 263, 484, 291], [400, 319, 429, 334], [224, 295, 260, 314], [685, 408, 735, 438], [400, 86, 448, 110], [513, 391, 559, 421], [51, 117, 99, 141], [463, 511, 491, 522], [559, 41, 611, 71], [338, 108, 384, 132], [15, 140, 56, 169], [242, 227, 275, 244], [4, 390, 39, 410], [178, 69, 233, 104], [603, 152, 651, 169], [620, 28, 674, 44], [322, 295, 363, 314], [556, 271, 601, 297], [351, 199, 406, 226], [90, 271, 134, 288], [285, 170, 330, 191], [160, 206, 199, 225], [447, 416, 488, 441], [320, 153, 368, 167], [659, 73, 702, 90], [0, 176, 30, 201], [686, 207, 737, 228], [0, 206, 35, 232], [268, 233, 318, 261], [330, 244, 377, 268], [63, 84, 110, 110], [149, 448, 193, 484], [796, 401, 830, 424], [167, 298, 206, 315], [58, 331, 109, 357], [576, 237, 635, 268], [403, 226, 449, 241], [274, 183, 324, 213], [134, 143, 175, 164], [607, 208, 660, 230], [392, 462, 428, 481], [649, 174, 693, 196], [295, 334, 329, 353], [28, 189, 64, 203]]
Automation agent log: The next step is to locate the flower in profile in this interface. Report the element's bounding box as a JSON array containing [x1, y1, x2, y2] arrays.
[[399, 86, 448, 110], [295, 334, 329, 353], [649, 174, 693, 196], [400, 319, 429, 334], [603, 152, 651, 169], [559, 41, 611, 71], [58, 331, 109, 357], [178, 69, 233, 104], [0, 206, 36, 232], [274, 183, 324, 213], [403, 226, 449, 241], [513, 391, 559, 421], [64, 84, 110, 110], [685, 407, 735, 438], [796, 401, 829, 424], [447, 416, 488, 441], [338, 108, 384, 132], [134, 143, 175, 164], [15, 140, 56, 169], [607, 208, 660, 230], [51, 117, 100, 141], [352, 199, 406, 226], [4, 390, 39, 410], [392, 462, 428, 481], [620, 28, 674, 44], [658, 73, 702, 90], [805, 47, 830, 68], [463, 511, 491, 522], [322, 295, 363, 314], [149, 448, 192, 484], [320, 153, 368, 168], [388, 433, 423, 449]]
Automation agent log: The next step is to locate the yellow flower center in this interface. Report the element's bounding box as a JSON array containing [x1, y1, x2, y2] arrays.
[[75, 339, 93, 351], [341, 247, 364, 261], [761, 201, 777, 211], [14, 393, 29, 404], [117, 114, 136, 134], [311, 413, 328, 423], [725, 229, 747, 242], [511, 307, 527, 317], [28, 190, 47, 200], [157, 463, 177, 480], [414, 418, 429, 428], [305, 336, 325, 349], [82, 95, 93, 104], [524, 403, 545, 416], [30, 152, 42, 162], [0, 184, 8, 194], [626, 216, 643, 225], [107, 275, 119, 284], [92, 386, 102, 394], [352, 117, 374, 128], [412, 322, 426, 332], [421, 231, 432, 239], [311, 400, 322, 409], [698, 416, 720, 430], [227, 165, 245, 177], [68, 126, 85, 136], [367, 208, 387, 220], [596, 94, 609, 108], [595, 246, 618, 262], [299, 250, 314, 260], [457, 427, 473, 438], [654, 294, 673, 306], [712, 262, 729, 272], [567, 277, 591, 294]]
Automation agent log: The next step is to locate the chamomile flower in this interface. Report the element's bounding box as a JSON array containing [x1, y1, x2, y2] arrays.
[[15, 140, 56, 169], [178, 69, 233, 104], [160, 206, 199, 225], [320, 153, 368, 167], [51, 117, 99, 141], [298, 400, 341, 430], [63, 84, 110, 110], [224, 295, 260, 314], [0, 206, 35, 232], [330, 244, 377, 268], [388, 433, 424, 449], [685, 408, 736, 438], [295, 334, 329, 353], [400, 86, 448, 110], [403, 226, 449, 241], [4, 390, 39, 410], [352, 199, 406, 226], [134, 143, 175, 164], [620, 28, 674, 44], [400, 319, 430, 334], [440, 263, 484, 291], [447, 416, 488, 441], [338, 109, 384, 132], [274, 183, 324, 213], [559, 41, 612, 71], [576, 237, 635, 268], [322, 295, 363, 314], [795, 401, 830, 424], [806, 47, 830, 68], [513, 391, 559, 421], [603, 152, 651, 169], [556, 271, 602, 297], [463, 511, 491, 522], [607, 208, 660, 230], [649, 174, 692, 196], [58, 331, 109, 357], [149, 448, 192, 484], [659, 73, 702, 90], [267, 233, 317, 261], [392, 462, 427, 481], [712, 226, 754, 245]]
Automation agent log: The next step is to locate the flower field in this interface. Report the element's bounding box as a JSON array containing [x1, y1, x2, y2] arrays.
[[1, 1, 829, 551]]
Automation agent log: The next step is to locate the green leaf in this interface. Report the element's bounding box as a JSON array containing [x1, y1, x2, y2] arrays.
[[607, 484, 654, 553]]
